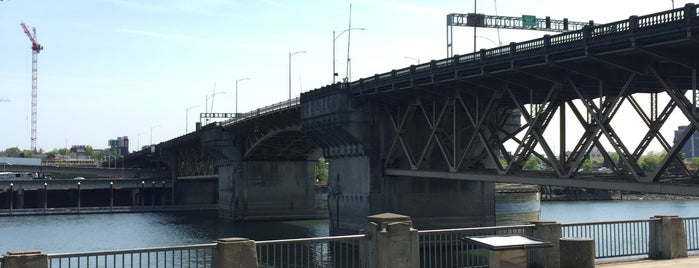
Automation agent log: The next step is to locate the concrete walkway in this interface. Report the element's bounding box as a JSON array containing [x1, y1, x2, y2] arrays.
[[597, 255, 699, 267]]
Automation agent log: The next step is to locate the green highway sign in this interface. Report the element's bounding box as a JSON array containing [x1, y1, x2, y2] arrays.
[[522, 15, 537, 27]]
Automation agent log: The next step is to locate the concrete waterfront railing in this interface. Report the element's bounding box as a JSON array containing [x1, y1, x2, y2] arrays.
[[2, 214, 697, 268]]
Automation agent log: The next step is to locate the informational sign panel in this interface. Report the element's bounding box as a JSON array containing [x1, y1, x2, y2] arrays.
[[522, 15, 537, 27]]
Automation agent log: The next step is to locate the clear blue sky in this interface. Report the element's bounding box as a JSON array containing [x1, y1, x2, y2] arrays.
[[0, 0, 690, 152]]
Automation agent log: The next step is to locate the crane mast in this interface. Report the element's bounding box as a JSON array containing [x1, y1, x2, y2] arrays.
[[20, 21, 43, 153]]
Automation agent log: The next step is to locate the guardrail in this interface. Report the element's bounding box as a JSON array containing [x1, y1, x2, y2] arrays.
[[47, 243, 216, 268], [220, 97, 300, 128], [561, 219, 658, 258], [685, 217, 699, 251], [255, 234, 365, 268], [349, 4, 697, 91], [4, 216, 697, 267], [418, 224, 533, 268]]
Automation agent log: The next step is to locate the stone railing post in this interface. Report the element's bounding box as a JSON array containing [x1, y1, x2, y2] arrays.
[[2, 250, 48, 268], [529, 220, 561, 268], [213, 237, 258, 268], [362, 213, 419, 268], [649, 215, 687, 259]]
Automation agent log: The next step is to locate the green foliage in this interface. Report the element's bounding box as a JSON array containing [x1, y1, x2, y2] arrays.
[[522, 156, 540, 170], [608, 152, 620, 166], [315, 157, 328, 183], [582, 159, 593, 171], [2, 147, 21, 157], [692, 157, 699, 166], [638, 151, 666, 173]]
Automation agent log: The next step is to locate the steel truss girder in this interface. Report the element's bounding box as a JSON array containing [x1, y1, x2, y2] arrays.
[[455, 89, 505, 171], [649, 67, 699, 181], [384, 87, 508, 172], [504, 83, 562, 175], [563, 73, 634, 177], [568, 77, 647, 181], [626, 95, 690, 176]]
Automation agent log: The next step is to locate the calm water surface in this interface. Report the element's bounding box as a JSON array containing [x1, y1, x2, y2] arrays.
[[1, 200, 698, 254]]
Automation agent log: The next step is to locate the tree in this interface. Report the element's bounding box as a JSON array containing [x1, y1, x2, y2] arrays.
[[3, 147, 21, 157], [315, 157, 328, 183], [608, 152, 620, 167], [582, 159, 593, 171], [638, 151, 666, 173]]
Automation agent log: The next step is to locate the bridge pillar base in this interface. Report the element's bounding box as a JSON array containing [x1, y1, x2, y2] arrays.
[[649, 215, 688, 259], [2, 250, 48, 268]]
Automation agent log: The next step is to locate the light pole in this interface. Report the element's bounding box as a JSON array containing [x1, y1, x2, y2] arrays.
[[120, 155, 124, 178], [404, 56, 420, 65], [333, 27, 365, 84], [150, 125, 160, 145], [185, 105, 199, 133], [289, 50, 306, 99], [235, 78, 250, 115], [205, 92, 226, 114]]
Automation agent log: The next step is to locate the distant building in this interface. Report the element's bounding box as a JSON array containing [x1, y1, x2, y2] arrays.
[[674, 125, 699, 159], [108, 136, 130, 157]]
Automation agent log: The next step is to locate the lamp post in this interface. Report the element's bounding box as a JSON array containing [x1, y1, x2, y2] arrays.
[[289, 50, 306, 99], [150, 125, 160, 145], [185, 105, 199, 133], [404, 56, 420, 65], [333, 27, 365, 84], [205, 92, 226, 114], [235, 78, 250, 115]]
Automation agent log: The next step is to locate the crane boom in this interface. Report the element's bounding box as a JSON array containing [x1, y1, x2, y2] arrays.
[[20, 21, 42, 53]]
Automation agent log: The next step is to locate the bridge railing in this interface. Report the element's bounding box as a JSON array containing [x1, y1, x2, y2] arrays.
[[7, 216, 699, 267], [418, 224, 533, 268], [220, 97, 300, 127], [349, 3, 697, 90], [255, 234, 366, 268], [561, 219, 657, 259], [47, 243, 216, 268]]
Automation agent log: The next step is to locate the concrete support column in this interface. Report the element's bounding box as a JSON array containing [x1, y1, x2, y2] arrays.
[[559, 238, 594, 268], [213, 238, 258, 268], [529, 220, 561, 268], [2, 250, 48, 268], [649, 215, 688, 259], [362, 213, 419, 268]]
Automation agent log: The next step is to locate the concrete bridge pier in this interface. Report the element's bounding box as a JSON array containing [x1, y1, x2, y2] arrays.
[[201, 126, 323, 221], [302, 85, 496, 235]]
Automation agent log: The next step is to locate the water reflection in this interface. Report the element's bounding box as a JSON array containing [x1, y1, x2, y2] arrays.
[[0, 211, 328, 254]]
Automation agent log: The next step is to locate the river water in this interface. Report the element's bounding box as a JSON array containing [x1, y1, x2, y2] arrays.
[[1, 199, 698, 254]]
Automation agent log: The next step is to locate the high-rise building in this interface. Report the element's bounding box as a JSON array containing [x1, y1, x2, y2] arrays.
[[108, 136, 130, 157], [674, 125, 699, 160]]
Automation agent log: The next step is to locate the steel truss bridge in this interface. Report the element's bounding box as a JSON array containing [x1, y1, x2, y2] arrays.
[[138, 4, 699, 196], [348, 4, 699, 195]]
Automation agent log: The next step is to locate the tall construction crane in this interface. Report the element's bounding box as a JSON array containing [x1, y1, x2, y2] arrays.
[[20, 21, 43, 153]]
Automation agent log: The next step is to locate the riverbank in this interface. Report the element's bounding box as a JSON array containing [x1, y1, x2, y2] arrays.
[[541, 187, 699, 201]]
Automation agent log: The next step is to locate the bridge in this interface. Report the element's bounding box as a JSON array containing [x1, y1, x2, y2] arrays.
[[130, 4, 699, 234]]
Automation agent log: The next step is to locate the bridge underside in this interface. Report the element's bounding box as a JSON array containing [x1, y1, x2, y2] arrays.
[[349, 6, 699, 195]]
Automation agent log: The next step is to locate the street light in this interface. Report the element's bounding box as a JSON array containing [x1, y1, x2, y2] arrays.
[[150, 125, 160, 145], [205, 92, 226, 114], [289, 50, 306, 99], [404, 56, 420, 65], [235, 78, 250, 115], [185, 105, 199, 133], [333, 27, 365, 84]]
